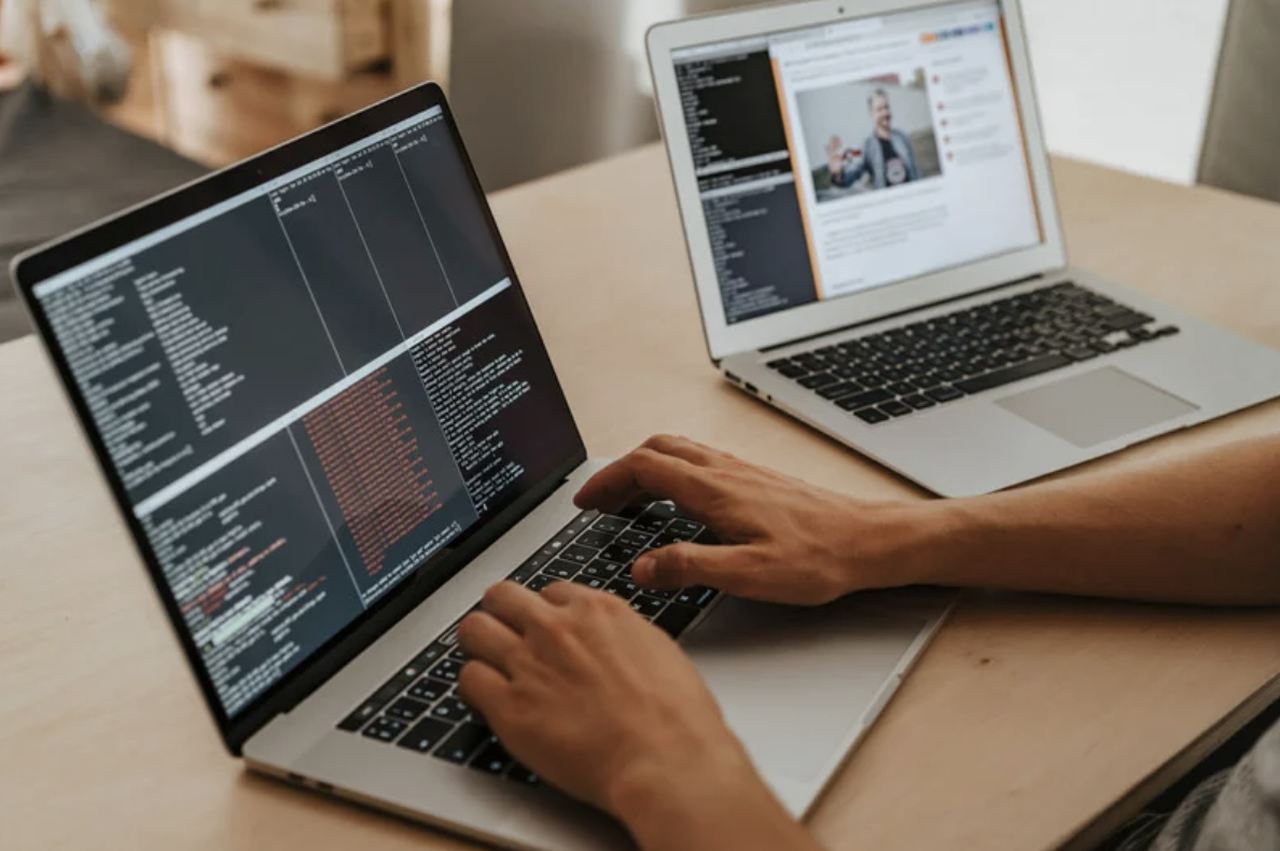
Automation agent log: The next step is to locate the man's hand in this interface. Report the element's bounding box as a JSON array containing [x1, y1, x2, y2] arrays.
[[457, 581, 821, 851], [574, 435, 941, 605]]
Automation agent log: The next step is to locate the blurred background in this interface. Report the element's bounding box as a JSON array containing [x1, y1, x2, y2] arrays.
[[0, 0, 1277, 342]]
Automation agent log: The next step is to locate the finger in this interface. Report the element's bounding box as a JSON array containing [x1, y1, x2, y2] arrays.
[[457, 660, 510, 717], [631, 542, 761, 593], [573, 448, 719, 513], [457, 611, 523, 676], [539, 578, 595, 606], [480, 580, 555, 634]]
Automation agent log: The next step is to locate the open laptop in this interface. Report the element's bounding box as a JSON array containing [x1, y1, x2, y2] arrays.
[[11, 84, 950, 849], [648, 0, 1280, 497]]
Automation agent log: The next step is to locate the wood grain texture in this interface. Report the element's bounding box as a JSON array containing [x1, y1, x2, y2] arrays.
[[2, 145, 1279, 850]]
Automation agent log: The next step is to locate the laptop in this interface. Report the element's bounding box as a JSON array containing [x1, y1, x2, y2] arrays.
[[11, 84, 950, 850], [647, 0, 1280, 497]]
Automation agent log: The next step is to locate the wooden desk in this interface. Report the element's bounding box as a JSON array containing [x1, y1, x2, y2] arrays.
[[3, 145, 1280, 850]]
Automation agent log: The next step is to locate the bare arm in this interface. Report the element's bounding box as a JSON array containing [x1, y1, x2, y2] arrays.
[[575, 433, 1280, 606], [929, 432, 1280, 604]]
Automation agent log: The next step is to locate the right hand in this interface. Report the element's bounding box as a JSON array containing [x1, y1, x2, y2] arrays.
[[574, 435, 941, 605], [825, 134, 846, 176]]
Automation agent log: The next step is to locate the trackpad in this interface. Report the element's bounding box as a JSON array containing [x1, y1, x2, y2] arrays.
[[684, 596, 927, 785], [997, 366, 1197, 448]]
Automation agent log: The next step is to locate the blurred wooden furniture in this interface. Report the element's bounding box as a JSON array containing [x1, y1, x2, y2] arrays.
[[2, 145, 1280, 851], [98, 0, 450, 166]]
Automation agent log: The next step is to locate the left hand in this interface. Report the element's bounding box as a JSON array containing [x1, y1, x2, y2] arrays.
[[455, 580, 759, 817]]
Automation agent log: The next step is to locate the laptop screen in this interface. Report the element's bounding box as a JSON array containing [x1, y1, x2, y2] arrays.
[[28, 103, 581, 719], [670, 0, 1043, 326]]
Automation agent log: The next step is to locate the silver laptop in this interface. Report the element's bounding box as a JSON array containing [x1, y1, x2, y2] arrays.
[[11, 84, 949, 850], [648, 0, 1280, 497]]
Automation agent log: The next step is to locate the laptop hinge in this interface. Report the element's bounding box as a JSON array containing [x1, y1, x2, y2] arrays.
[[758, 273, 1046, 354]]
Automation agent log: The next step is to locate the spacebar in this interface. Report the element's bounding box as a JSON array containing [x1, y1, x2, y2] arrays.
[[954, 353, 1073, 394]]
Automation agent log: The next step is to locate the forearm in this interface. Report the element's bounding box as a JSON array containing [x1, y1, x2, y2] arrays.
[[611, 752, 824, 851], [907, 434, 1280, 604]]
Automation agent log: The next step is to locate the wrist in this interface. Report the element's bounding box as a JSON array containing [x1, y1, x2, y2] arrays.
[[844, 498, 971, 592], [606, 739, 770, 847]]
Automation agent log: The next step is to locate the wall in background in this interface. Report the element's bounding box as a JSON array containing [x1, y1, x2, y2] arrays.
[[1019, 0, 1230, 185]]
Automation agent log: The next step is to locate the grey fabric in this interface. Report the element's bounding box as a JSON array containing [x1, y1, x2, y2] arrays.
[[1122, 719, 1280, 851], [0, 82, 204, 342], [1198, 0, 1280, 202]]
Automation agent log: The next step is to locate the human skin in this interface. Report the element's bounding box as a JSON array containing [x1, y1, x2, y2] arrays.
[[457, 432, 1280, 850]]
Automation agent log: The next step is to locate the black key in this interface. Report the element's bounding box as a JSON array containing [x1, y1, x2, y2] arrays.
[[559, 544, 598, 565], [629, 515, 669, 534], [572, 574, 608, 590], [674, 586, 718, 608], [886, 382, 916, 396], [1129, 325, 1155, 341], [469, 738, 514, 774], [338, 699, 387, 732], [581, 558, 623, 580], [667, 518, 703, 537], [799, 372, 839, 389], [922, 385, 965, 403], [649, 531, 685, 548], [1064, 345, 1096, 361], [448, 646, 468, 662], [616, 529, 653, 548], [547, 527, 579, 551], [429, 658, 463, 682], [435, 723, 491, 764], [878, 400, 912, 417], [382, 659, 429, 693], [776, 364, 807, 379], [644, 502, 678, 519], [362, 716, 407, 743], [853, 407, 890, 424], [575, 529, 615, 549], [653, 603, 699, 638], [408, 677, 451, 703], [1089, 339, 1117, 354], [397, 717, 455, 754], [592, 515, 629, 534], [766, 357, 792, 369], [836, 388, 893, 409], [526, 574, 561, 593], [507, 561, 540, 585], [601, 543, 640, 563], [411, 642, 451, 671], [1152, 324, 1180, 337], [1102, 311, 1154, 331], [543, 559, 580, 579], [507, 763, 540, 785], [692, 527, 720, 546], [432, 696, 472, 723], [817, 381, 860, 400], [605, 579, 640, 600], [631, 595, 667, 619], [953, 353, 1071, 394], [902, 394, 936, 410], [385, 697, 431, 722]]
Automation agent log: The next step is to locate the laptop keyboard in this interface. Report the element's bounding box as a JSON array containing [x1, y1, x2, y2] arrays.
[[765, 281, 1180, 425], [335, 502, 720, 785]]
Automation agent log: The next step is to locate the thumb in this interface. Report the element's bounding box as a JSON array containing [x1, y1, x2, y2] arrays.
[[632, 542, 757, 594]]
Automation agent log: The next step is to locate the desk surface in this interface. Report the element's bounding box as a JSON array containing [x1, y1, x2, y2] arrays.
[[3, 145, 1280, 850]]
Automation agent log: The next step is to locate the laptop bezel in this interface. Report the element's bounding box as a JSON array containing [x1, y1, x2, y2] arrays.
[[647, 0, 1067, 363], [11, 83, 588, 754]]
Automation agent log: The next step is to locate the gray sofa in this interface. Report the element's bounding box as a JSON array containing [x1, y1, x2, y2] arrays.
[[0, 83, 204, 343]]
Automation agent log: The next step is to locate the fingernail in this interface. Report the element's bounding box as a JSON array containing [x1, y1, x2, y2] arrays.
[[633, 555, 655, 583]]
